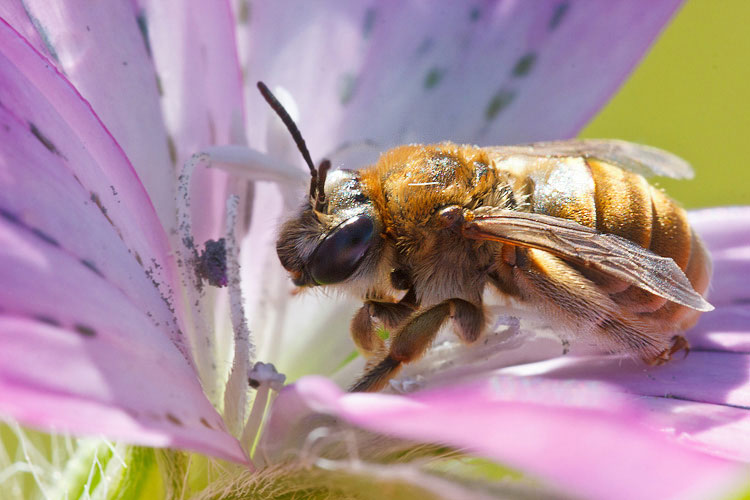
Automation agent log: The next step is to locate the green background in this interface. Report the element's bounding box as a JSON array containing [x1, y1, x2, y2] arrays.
[[581, 0, 750, 208]]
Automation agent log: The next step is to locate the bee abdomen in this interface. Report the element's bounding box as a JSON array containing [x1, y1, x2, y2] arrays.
[[586, 159, 710, 324]]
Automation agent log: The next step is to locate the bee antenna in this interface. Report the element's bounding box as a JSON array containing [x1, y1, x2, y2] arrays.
[[257, 81, 318, 199], [315, 159, 331, 212]]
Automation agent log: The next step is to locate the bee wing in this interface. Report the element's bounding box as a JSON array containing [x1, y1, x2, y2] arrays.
[[489, 139, 693, 179], [464, 210, 712, 311]]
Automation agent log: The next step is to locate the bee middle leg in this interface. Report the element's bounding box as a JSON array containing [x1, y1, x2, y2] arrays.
[[349, 298, 484, 392], [511, 247, 668, 358]]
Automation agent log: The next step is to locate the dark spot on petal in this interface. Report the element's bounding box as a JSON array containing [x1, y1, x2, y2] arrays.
[[208, 114, 217, 145], [484, 89, 516, 121], [237, 0, 250, 24], [81, 258, 104, 277], [155, 74, 164, 96], [469, 6, 481, 22], [196, 238, 228, 288], [338, 73, 358, 106], [512, 52, 537, 77], [91, 192, 115, 226], [30, 123, 63, 157], [74, 324, 97, 337], [35, 315, 61, 327], [0, 208, 20, 225], [362, 8, 376, 38], [549, 2, 570, 31], [31, 227, 59, 247], [25, 13, 60, 63], [166, 413, 183, 426], [248, 378, 261, 389], [122, 61, 128, 66], [423, 67, 445, 90], [415, 38, 434, 56], [136, 11, 152, 57], [134, 251, 144, 267], [167, 135, 177, 166], [200, 417, 213, 429]]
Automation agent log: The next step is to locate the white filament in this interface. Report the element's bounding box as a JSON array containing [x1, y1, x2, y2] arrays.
[[201, 145, 305, 187], [222, 195, 256, 438], [176, 154, 223, 406]]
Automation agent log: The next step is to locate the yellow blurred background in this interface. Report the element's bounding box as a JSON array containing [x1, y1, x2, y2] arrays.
[[581, 0, 750, 208]]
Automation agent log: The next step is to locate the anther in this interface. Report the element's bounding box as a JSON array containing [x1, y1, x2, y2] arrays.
[[196, 238, 228, 287], [247, 361, 286, 391]]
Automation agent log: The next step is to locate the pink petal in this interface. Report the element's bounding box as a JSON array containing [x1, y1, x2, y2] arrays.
[[268, 376, 741, 500], [497, 323, 750, 459], [512, 352, 750, 411], [0, 220, 244, 462], [241, 0, 683, 159], [136, 0, 247, 243], [640, 396, 750, 462], [0, 318, 245, 464], [0, 19, 185, 351], [0, 22, 245, 463], [0, 1, 177, 231]]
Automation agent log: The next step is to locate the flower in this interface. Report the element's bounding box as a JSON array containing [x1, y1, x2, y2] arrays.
[[0, 1, 747, 499]]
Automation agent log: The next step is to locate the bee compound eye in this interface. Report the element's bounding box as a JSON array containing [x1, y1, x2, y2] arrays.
[[309, 215, 375, 285]]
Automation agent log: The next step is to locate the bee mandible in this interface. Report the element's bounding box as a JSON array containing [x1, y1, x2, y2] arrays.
[[259, 82, 713, 393]]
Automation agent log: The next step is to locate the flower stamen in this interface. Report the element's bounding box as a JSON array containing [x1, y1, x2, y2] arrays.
[[223, 195, 257, 439], [176, 154, 222, 405], [241, 362, 286, 460]]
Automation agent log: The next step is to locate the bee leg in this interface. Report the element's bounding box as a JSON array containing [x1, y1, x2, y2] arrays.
[[513, 248, 667, 358], [349, 299, 483, 392], [448, 298, 484, 343], [350, 304, 384, 357], [648, 335, 690, 366], [369, 297, 417, 329], [350, 290, 419, 358], [350, 302, 451, 392]]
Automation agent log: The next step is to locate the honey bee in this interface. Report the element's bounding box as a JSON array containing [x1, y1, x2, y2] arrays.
[[259, 82, 713, 393]]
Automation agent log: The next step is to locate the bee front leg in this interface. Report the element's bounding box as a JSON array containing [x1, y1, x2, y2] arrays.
[[349, 298, 483, 392], [350, 289, 418, 358], [350, 304, 384, 357]]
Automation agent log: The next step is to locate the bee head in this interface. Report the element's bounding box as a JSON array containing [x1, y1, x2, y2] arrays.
[[259, 82, 381, 287]]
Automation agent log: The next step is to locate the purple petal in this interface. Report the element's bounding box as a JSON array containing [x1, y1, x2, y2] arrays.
[[1, 1, 177, 231], [690, 207, 750, 253], [268, 376, 740, 500], [689, 305, 750, 353], [0, 320, 246, 464], [690, 207, 750, 307], [639, 396, 750, 462], [241, 0, 682, 159], [0, 227, 245, 463], [136, 0, 247, 243], [0, 21, 245, 463], [0, 19, 185, 351], [512, 352, 750, 413]]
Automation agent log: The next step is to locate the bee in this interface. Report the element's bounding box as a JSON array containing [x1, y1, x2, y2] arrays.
[[259, 82, 713, 393]]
